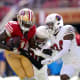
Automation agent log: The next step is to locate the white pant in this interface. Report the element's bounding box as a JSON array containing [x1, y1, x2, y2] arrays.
[[61, 46, 80, 78], [60, 63, 80, 78], [33, 65, 48, 80]]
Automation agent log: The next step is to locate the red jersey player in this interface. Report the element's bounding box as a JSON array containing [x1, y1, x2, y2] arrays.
[[0, 8, 37, 80]]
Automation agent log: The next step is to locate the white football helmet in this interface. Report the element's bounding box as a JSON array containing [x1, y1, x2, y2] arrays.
[[45, 13, 64, 34], [17, 8, 35, 32], [36, 25, 49, 39], [36, 25, 49, 45]]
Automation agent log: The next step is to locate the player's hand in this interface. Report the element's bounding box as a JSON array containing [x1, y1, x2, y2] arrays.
[[41, 58, 53, 65], [31, 48, 41, 56]]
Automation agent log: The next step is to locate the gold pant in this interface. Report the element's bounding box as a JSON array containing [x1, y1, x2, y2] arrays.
[[5, 50, 34, 78]]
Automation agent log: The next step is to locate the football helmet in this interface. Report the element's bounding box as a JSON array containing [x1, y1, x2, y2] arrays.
[[36, 25, 49, 45], [45, 13, 63, 34], [17, 8, 34, 31]]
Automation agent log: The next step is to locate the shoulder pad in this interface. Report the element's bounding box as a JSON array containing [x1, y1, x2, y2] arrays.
[[8, 21, 18, 24], [5, 21, 19, 36], [64, 25, 75, 35]]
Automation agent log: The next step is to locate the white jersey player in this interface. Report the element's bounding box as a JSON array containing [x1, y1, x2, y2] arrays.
[[41, 13, 80, 80], [32, 25, 49, 80]]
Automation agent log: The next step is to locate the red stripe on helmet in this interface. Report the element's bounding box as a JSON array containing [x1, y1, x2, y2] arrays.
[[31, 11, 33, 21], [28, 10, 30, 21]]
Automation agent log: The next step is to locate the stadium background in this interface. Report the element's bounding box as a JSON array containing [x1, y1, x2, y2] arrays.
[[0, 0, 80, 79]]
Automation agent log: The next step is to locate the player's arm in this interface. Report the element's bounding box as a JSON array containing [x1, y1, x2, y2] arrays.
[[42, 25, 75, 64], [41, 39, 72, 64], [50, 26, 75, 61], [0, 30, 12, 50], [52, 38, 73, 61]]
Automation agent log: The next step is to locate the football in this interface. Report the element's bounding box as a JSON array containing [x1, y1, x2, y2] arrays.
[[6, 36, 21, 49]]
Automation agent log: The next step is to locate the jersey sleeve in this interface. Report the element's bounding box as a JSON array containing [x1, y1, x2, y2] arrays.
[[5, 22, 13, 37], [27, 25, 36, 40], [5, 21, 18, 37]]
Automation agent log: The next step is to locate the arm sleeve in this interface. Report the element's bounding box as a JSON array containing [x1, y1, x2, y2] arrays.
[[52, 40, 72, 61]]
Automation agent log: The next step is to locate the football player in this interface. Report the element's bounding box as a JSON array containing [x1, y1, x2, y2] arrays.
[[41, 13, 80, 80], [31, 25, 49, 80], [32, 25, 63, 80], [0, 8, 36, 80]]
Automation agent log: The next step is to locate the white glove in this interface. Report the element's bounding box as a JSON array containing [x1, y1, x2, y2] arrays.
[[41, 58, 53, 65], [13, 48, 20, 54], [31, 48, 51, 58], [31, 48, 41, 56]]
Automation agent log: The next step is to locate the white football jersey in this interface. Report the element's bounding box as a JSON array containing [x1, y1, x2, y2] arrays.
[[49, 25, 80, 70]]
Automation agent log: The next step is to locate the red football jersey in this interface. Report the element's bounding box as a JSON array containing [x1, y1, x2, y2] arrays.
[[5, 21, 36, 49], [5, 21, 44, 69]]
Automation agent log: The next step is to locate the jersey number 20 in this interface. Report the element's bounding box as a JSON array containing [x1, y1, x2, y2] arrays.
[[51, 40, 63, 51]]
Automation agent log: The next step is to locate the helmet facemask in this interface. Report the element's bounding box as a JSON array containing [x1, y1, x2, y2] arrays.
[[46, 22, 55, 35]]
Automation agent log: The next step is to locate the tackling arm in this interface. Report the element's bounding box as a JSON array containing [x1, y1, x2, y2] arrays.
[[52, 33, 74, 61], [41, 34, 74, 64], [51, 40, 71, 61]]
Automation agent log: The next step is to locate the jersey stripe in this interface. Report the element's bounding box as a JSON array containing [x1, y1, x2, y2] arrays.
[[5, 24, 12, 33], [7, 23, 13, 32], [6, 23, 13, 33]]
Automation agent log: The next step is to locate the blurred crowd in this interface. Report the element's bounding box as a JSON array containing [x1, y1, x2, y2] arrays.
[[1, 0, 80, 21]]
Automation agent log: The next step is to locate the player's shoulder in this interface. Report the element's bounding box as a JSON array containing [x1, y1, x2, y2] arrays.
[[29, 24, 36, 33], [7, 21, 18, 26], [5, 21, 20, 36], [62, 25, 75, 40], [63, 25, 75, 31], [31, 24, 36, 29], [5, 21, 20, 30]]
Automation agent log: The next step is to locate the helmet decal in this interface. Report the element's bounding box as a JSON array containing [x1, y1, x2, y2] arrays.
[[45, 13, 63, 34], [56, 15, 61, 21]]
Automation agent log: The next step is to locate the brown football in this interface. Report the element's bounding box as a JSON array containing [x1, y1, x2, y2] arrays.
[[6, 36, 21, 48]]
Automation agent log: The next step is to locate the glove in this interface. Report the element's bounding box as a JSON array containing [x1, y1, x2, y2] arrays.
[[42, 49, 52, 56], [41, 58, 53, 65], [31, 48, 42, 56]]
